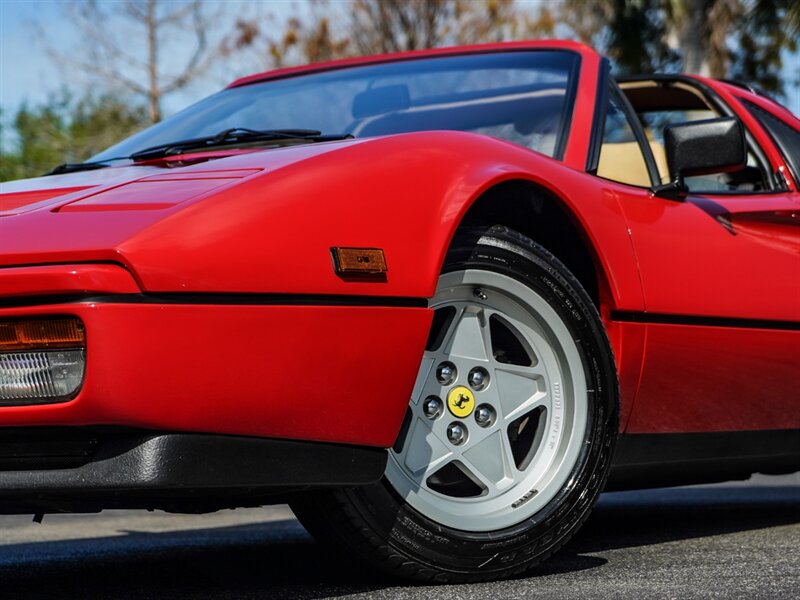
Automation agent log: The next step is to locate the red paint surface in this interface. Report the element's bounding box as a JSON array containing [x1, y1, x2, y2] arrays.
[[59, 179, 243, 212], [627, 323, 800, 432], [0, 264, 140, 297], [0, 301, 431, 447], [609, 321, 648, 432], [0, 187, 95, 214], [616, 190, 800, 322]]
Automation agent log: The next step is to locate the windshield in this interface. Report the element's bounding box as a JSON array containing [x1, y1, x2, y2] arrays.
[[91, 51, 580, 162]]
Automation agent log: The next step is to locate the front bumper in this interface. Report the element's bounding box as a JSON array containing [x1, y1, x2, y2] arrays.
[[0, 427, 387, 513], [0, 266, 432, 448]]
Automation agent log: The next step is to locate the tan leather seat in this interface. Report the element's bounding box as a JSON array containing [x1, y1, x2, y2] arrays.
[[596, 140, 670, 186], [649, 140, 669, 183], [597, 141, 651, 187]]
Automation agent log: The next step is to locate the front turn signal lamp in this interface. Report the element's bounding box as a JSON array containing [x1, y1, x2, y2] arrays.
[[0, 317, 86, 404]]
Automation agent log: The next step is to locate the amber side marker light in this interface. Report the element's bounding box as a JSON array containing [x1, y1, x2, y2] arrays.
[[331, 247, 388, 277], [0, 317, 86, 404]]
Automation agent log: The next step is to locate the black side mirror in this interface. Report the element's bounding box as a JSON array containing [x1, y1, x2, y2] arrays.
[[653, 116, 747, 200]]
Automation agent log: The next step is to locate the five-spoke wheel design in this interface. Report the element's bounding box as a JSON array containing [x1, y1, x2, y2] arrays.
[[386, 269, 588, 531]]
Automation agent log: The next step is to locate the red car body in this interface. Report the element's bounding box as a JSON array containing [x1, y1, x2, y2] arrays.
[[0, 41, 797, 511]]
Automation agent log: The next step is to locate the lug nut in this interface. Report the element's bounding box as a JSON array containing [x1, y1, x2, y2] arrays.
[[474, 404, 496, 428], [447, 422, 468, 446], [468, 367, 489, 390], [423, 396, 443, 420], [436, 362, 457, 386]]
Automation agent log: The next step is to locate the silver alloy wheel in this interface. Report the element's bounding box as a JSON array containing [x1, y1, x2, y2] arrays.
[[386, 269, 588, 532]]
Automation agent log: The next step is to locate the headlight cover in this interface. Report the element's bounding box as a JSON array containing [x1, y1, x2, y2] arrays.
[[0, 318, 86, 404]]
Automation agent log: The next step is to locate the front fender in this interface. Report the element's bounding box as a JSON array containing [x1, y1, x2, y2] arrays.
[[118, 131, 641, 311]]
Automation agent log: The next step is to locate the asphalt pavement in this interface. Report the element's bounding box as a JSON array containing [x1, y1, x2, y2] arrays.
[[0, 473, 797, 599]]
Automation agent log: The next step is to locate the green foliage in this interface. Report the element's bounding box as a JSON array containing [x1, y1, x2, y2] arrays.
[[605, 0, 679, 74], [585, 0, 797, 98], [0, 92, 147, 182], [729, 0, 799, 96]]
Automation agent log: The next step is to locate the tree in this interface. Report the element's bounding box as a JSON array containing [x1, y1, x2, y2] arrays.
[[41, 0, 225, 123], [651, 0, 798, 95], [729, 0, 800, 94], [660, 0, 759, 79], [229, 0, 553, 67], [552, 0, 679, 74], [0, 92, 148, 182], [557, 0, 797, 96], [230, 0, 796, 97]]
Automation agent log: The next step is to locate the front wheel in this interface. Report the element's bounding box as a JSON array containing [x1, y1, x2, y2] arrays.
[[292, 226, 618, 582]]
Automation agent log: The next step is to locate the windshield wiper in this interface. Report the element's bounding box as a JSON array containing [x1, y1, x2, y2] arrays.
[[129, 128, 354, 161], [43, 129, 353, 176], [45, 157, 129, 176]]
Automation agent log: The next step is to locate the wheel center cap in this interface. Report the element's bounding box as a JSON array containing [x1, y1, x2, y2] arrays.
[[447, 386, 475, 418]]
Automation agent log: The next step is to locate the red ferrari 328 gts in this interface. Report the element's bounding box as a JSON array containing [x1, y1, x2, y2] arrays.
[[0, 40, 798, 581]]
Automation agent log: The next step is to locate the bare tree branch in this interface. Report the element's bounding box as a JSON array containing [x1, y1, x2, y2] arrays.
[[39, 0, 226, 123], [160, 2, 210, 95]]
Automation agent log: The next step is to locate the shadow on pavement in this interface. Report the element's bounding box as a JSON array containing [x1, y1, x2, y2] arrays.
[[0, 485, 797, 599], [570, 484, 800, 554]]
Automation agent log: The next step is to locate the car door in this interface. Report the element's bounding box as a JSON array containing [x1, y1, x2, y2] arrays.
[[592, 78, 799, 434]]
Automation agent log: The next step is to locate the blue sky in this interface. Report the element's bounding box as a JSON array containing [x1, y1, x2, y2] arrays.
[[1, 0, 798, 147], [0, 0, 269, 132]]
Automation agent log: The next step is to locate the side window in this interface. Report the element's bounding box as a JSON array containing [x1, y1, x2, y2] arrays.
[[742, 100, 800, 185], [596, 92, 652, 187], [621, 82, 771, 193], [639, 108, 770, 192], [637, 108, 715, 184]]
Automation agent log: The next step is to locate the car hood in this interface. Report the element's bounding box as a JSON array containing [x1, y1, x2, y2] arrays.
[[0, 138, 368, 271], [0, 129, 540, 298], [0, 139, 369, 211]]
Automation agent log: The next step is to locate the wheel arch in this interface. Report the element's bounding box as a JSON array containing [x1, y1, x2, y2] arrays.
[[444, 176, 616, 315]]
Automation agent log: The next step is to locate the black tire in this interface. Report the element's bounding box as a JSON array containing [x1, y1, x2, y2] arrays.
[[292, 225, 619, 582]]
